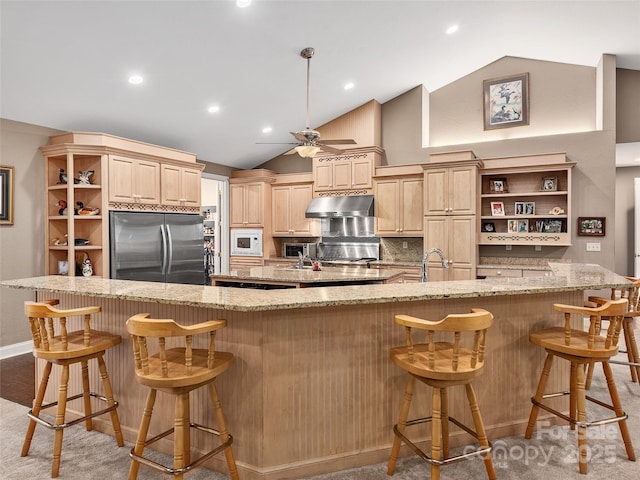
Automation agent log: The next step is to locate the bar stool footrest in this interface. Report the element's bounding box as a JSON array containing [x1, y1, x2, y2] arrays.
[[27, 392, 119, 430], [393, 415, 492, 467], [532, 392, 629, 428], [129, 422, 233, 476]]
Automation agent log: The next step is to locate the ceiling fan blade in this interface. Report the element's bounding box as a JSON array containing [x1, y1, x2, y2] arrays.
[[290, 131, 308, 143], [318, 138, 357, 145], [318, 144, 344, 155], [256, 142, 299, 145]]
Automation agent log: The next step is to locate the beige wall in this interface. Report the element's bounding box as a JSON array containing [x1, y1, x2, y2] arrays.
[[0, 119, 63, 348], [616, 69, 640, 143]]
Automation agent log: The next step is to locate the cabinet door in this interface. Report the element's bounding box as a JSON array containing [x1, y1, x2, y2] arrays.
[[290, 184, 315, 234], [374, 179, 400, 235], [180, 167, 201, 207], [332, 161, 352, 190], [244, 183, 264, 226], [400, 178, 423, 235], [423, 216, 448, 281], [161, 164, 182, 204], [313, 163, 333, 191], [424, 168, 447, 215], [136, 160, 161, 204], [109, 156, 137, 203], [229, 184, 246, 227], [448, 215, 476, 280], [351, 158, 373, 189], [449, 166, 476, 215], [271, 186, 291, 235]]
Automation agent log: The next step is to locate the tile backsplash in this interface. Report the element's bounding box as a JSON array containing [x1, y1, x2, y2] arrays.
[[380, 238, 423, 263]]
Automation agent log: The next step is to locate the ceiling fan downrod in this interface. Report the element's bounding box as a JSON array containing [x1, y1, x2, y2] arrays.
[[300, 47, 315, 130]]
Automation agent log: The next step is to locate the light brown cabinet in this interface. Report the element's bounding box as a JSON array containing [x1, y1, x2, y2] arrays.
[[109, 156, 161, 206], [313, 153, 377, 193], [161, 164, 203, 208], [423, 215, 477, 281], [230, 182, 265, 227], [423, 164, 478, 216], [374, 176, 423, 236], [271, 183, 319, 236]]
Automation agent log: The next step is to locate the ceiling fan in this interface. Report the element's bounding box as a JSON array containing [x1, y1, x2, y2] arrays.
[[258, 47, 356, 158]]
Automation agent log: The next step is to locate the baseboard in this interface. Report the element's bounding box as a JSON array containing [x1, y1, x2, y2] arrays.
[[0, 341, 32, 360]]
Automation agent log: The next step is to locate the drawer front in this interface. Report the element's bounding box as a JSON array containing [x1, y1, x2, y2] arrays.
[[477, 267, 523, 278]]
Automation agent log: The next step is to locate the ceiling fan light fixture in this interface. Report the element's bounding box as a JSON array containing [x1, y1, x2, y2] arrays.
[[295, 145, 320, 158]]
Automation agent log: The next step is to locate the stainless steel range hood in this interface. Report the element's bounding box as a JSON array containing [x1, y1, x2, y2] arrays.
[[305, 195, 374, 218]]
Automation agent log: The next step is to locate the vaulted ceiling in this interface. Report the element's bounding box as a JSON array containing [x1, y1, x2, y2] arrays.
[[2, 1, 639, 169]]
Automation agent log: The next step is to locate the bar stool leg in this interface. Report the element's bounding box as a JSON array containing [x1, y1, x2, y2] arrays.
[[575, 361, 588, 474], [602, 362, 636, 461], [525, 353, 554, 439], [624, 319, 640, 382], [465, 383, 496, 480], [51, 364, 70, 478], [174, 392, 188, 480], [430, 387, 442, 480], [96, 355, 124, 446], [129, 389, 157, 480], [81, 360, 93, 431], [208, 381, 239, 480], [441, 387, 449, 459], [569, 362, 577, 430], [387, 375, 415, 475], [22, 361, 52, 457]]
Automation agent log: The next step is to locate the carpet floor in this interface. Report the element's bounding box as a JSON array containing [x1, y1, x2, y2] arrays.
[[1, 361, 638, 479]]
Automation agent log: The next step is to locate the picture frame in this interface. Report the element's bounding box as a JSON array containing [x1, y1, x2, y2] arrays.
[[543, 219, 563, 233], [518, 219, 529, 232], [514, 201, 525, 215], [489, 177, 509, 193], [483, 72, 529, 130], [507, 219, 518, 233], [490, 201, 505, 216], [482, 222, 496, 233], [541, 177, 558, 191], [0, 166, 14, 225], [525, 202, 535, 215], [577, 217, 606, 236]]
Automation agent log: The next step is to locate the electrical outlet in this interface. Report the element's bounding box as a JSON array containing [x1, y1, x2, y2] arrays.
[[506, 245, 512, 251], [534, 245, 542, 252], [402, 241, 408, 249], [586, 242, 601, 252]]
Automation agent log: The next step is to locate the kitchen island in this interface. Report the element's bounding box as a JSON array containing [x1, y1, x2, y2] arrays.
[[210, 265, 405, 288], [1, 263, 631, 480]]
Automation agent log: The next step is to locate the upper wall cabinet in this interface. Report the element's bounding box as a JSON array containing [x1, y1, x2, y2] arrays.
[[161, 163, 203, 208], [109, 156, 161, 206], [271, 182, 319, 237], [478, 156, 575, 246], [312, 148, 382, 196], [423, 162, 480, 216], [229, 169, 277, 229], [373, 165, 423, 237]]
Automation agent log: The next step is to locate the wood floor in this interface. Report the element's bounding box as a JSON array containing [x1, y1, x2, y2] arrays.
[[0, 353, 35, 407]]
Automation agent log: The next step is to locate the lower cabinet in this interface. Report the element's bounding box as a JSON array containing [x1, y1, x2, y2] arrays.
[[229, 256, 264, 271], [423, 216, 477, 281]]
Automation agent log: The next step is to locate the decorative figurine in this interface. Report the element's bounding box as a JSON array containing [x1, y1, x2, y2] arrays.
[[81, 254, 93, 277], [56, 200, 68, 215], [58, 169, 67, 184], [78, 170, 94, 184]]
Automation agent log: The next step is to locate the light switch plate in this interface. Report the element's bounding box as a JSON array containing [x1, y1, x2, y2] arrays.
[[586, 242, 601, 252], [402, 241, 408, 249]]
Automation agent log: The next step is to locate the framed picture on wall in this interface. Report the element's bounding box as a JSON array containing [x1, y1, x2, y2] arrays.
[[483, 73, 529, 130], [577, 217, 605, 236], [0, 166, 14, 225]]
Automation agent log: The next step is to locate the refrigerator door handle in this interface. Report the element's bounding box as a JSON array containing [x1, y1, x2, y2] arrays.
[[160, 224, 168, 276], [166, 224, 174, 275]]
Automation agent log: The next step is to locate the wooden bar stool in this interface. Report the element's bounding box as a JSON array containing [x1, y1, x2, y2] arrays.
[[21, 300, 124, 478], [585, 277, 640, 387], [387, 308, 496, 480], [524, 298, 636, 474], [126, 313, 238, 480]]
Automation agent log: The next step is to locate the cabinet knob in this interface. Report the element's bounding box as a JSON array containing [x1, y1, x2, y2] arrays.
[[496, 271, 502, 275]]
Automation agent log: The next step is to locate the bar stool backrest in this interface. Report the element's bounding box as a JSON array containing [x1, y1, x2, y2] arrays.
[[394, 308, 493, 375], [126, 313, 227, 380], [615, 277, 640, 315]]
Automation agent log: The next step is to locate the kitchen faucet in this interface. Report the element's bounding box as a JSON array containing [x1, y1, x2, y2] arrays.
[[421, 248, 449, 282], [298, 252, 312, 269]]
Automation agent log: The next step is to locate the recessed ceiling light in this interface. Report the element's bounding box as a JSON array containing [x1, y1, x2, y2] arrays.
[[446, 24, 459, 35], [128, 75, 143, 85], [236, 0, 251, 7], [208, 105, 220, 113], [262, 127, 273, 134], [344, 82, 355, 90]]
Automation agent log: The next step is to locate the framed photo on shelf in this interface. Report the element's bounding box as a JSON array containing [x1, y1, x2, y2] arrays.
[[541, 177, 558, 191], [525, 202, 535, 215], [489, 177, 509, 193], [544, 219, 563, 233], [518, 219, 529, 232], [507, 219, 518, 233], [0, 165, 14, 225], [490, 201, 505, 216], [483, 72, 529, 130], [482, 222, 496, 233], [577, 217, 605, 236], [514, 201, 524, 215]]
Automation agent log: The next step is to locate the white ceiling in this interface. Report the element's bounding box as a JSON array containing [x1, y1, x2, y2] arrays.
[[1, 0, 639, 170]]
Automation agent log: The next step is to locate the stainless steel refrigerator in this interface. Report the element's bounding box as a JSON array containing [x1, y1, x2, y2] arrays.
[[110, 211, 204, 285]]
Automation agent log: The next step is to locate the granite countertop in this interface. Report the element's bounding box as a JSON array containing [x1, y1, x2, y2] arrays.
[[0, 263, 630, 312], [211, 265, 405, 285]]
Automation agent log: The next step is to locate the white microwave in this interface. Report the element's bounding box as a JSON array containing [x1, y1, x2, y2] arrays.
[[230, 229, 263, 256]]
